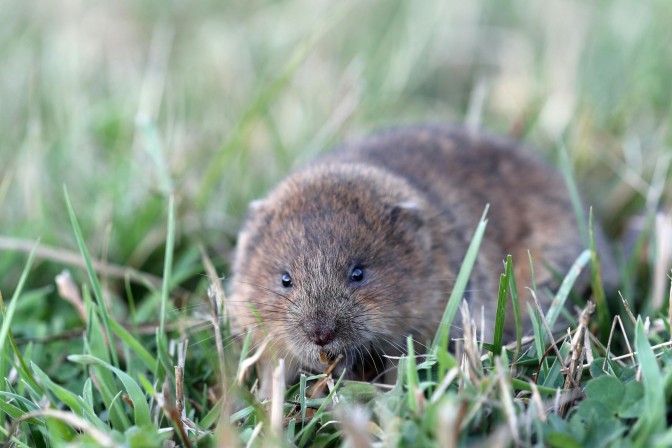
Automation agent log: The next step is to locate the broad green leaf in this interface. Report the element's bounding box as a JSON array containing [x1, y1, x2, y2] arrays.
[[584, 375, 624, 410], [68, 354, 152, 428]]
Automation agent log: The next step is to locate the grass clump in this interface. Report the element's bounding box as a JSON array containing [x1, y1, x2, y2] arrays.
[[1, 0, 671, 446]]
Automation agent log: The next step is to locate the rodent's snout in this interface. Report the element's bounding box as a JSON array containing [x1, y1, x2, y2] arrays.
[[303, 318, 336, 347]]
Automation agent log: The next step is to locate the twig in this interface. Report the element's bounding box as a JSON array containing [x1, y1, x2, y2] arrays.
[[618, 291, 637, 326], [602, 315, 635, 372], [576, 339, 672, 370], [0, 236, 164, 288]]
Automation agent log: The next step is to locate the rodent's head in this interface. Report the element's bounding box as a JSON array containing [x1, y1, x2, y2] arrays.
[[229, 164, 439, 377]]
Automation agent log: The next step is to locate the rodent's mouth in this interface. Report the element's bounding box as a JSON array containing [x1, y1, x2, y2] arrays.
[[301, 343, 385, 382]]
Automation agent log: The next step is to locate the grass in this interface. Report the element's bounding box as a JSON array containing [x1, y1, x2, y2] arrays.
[[1, 0, 672, 446]]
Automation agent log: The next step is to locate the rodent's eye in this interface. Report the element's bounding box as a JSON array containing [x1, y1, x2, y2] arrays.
[[350, 266, 365, 283], [281, 272, 293, 288]]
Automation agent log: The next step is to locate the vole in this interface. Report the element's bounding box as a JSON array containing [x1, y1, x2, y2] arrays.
[[227, 124, 614, 396]]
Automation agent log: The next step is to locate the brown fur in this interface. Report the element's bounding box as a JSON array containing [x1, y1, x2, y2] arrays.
[[228, 124, 613, 395]]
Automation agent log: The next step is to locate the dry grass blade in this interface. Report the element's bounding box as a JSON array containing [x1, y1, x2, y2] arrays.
[[159, 380, 193, 448], [430, 367, 460, 404], [10, 409, 116, 447], [175, 338, 187, 419], [562, 301, 594, 389], [309, 353, 344, 399], [200, 245, 228, 321], [271, 359, 286, 435], [336, 406, 373, 448], [436, 397, 465, 448], [559, 302, 594, 416], [530, 289, 579, 389], [204, 281, 240, 444], [55, 270, 87, 323], [495, 357, 519, 444], [529, 382, 547, 423], [201, 246, 232, 430], [206, 286, 227, 403], [652, 211, 672, 310], [583, 329, 594, 367], [669, 270, 672, 335], [460, 300, 482, 383], [601, 314, 635, 372], [237, 336, 270, 385], [476, 425, 512, 448], [575, 340, 672, 370], [619, 291, 637, 326], [245, 422, 263, 448]]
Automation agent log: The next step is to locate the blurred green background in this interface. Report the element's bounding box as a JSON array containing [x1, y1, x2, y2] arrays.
[[1, 0, 671, 327]]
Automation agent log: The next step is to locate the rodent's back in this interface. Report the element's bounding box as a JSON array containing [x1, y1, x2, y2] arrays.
[[322, 125, 585, 328], [323, 125, 575, 260]]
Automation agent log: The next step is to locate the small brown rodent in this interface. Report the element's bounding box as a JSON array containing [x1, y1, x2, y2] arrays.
[[228, 124, 613, 395]]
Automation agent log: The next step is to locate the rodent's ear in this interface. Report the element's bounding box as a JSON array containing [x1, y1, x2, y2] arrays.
[[249, 199, 266, 211], [245, 199, 267, 220], [389, 201, 424, 230]]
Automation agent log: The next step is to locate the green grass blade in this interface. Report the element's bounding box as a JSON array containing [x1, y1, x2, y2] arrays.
[[299, 374, 308, 424], [541, 341, 571, 388], [507, 255, 522, 354], [432, 205, 489, 353], [199, 396, 224, 429], [83, 379, 94, 410], [511, 378, 560, 396], [0, 302, 42, 395], [632, 319, 665, 443], [406, 335, 420, 414], [0, 394, 41, 422], [155, 330, 174, 385], [156, 195, 175, 382], [229, 404, 257, 423], [0, 241, 38, 370], [493, 255, 512, 356], [31, 363, 106, 430], [136, 117, 173, 196], [68, 354, 152, 428], [296, 370, 346, 446], [588, 207, 610, 338], [237, 331, 253, 379], [80, 292, 131, 431], [107, 318, 157, 370], [64, 186, 119, 368], [81, 353, 131, 431], [0, 426, 32, 448], [159, 194, 175, 338], [545, 249, 590, 332], [558, 140, 588, 247], [526, 302, 544, 365]]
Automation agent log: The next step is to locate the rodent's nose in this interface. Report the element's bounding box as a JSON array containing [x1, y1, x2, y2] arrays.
[[305, 320, 336, 347]]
